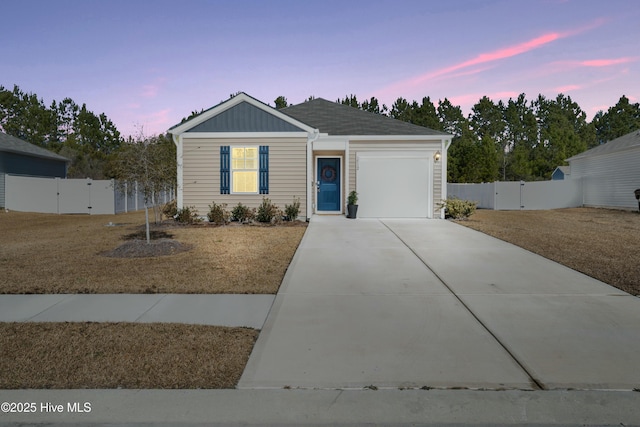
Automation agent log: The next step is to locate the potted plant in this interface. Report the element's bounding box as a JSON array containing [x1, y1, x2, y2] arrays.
[[347, 191, 358, 219]]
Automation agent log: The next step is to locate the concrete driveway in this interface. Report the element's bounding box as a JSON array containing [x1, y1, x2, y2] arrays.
[[238, 216, 640, 390]]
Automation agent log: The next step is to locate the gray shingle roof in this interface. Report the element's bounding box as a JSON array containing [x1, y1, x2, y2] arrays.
[[281, 98, 450, 136], [567, 129, 640, 161], [0, 131, 69, 162]]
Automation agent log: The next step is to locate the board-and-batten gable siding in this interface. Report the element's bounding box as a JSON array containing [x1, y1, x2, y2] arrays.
[[347, 140, 443, 217], [570, 148, 640, 209], [182, 137, 307, 217], [186, 101, 306, 133]]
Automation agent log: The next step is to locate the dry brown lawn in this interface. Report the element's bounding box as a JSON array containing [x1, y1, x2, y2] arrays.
[[0, 211, 307, 294], [459, 207, 640, 296], [0, 322, 257, 389]]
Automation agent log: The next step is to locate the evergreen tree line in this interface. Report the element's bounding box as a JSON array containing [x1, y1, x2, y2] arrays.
[[278, 93, 640, 182], [0, 85, 172, 186], [2, 84, 638, 184]]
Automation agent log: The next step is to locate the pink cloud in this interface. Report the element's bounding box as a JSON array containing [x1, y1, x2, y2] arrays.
[[555, 84, 581, 92], [141, 108, 172, 134], [375, 19, 607, 99], [410, 33, 562, 87], [448, 66, 495, 79], [141, 77, 167, 98], [579, 57, 637, 67]]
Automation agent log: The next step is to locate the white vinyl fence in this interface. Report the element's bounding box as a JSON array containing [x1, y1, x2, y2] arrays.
[[4, 174, 173, 214], [448, 179, 583, 210]]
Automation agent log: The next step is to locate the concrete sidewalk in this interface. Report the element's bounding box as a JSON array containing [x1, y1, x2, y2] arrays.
[[1, 389, 639, 426], [239, 216, 640, 390], [0, 294, 274, 329]]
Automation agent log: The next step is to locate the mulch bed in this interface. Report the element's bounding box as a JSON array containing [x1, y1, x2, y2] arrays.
[[101, 239, 193, 258]]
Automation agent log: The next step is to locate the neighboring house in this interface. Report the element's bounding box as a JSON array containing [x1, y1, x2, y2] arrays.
[[0, 131, 69, 208], [169, 93, 452, 219], [551, 166, 570, 180], [567, 129, 640, 210]]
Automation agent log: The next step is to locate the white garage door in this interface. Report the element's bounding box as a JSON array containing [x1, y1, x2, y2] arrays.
[[356, 153, 432, 218]]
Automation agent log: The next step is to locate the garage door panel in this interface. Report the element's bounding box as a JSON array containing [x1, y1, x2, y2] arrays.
[[357, 155, 431, 218]]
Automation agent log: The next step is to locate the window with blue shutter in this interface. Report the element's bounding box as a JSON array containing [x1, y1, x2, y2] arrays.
[[259, 146, 269, 194], [220, 146, 230, 194]]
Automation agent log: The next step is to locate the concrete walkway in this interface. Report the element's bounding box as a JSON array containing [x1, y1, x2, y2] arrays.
[[239, 216, 640, 390], [0, 294, 274, 329]]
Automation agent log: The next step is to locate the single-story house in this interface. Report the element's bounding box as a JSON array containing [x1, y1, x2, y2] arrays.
[[567, 128, 640, 210], [551, 165, 570, 180], [169, 93, 452, 220], [0, 131, 69, 208]]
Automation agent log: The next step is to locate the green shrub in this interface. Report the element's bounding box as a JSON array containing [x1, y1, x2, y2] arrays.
[[162, 199, 177, 218], [438, 197, 477, 220], [347, 191, 358, 205], [231, 202, 253, 223], [175, 206, 201, 224], [207, 201, 230, 224], [256, 197, 280, 223], [284, 196, 301, 221]]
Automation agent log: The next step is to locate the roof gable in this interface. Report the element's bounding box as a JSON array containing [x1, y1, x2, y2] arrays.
[[0, 131, 69, 162], [187, 100, 306, 133], [282, 98, 450, 136], [169, 92, 315, 135], [568, 129, 640, 161]]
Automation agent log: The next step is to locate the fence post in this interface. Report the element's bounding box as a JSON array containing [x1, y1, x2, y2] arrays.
[[56, 177, 61, 214]]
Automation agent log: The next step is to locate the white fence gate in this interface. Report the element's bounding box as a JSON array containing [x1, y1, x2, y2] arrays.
[[4, 174, 173, 215], [448, 179, 583, 210]]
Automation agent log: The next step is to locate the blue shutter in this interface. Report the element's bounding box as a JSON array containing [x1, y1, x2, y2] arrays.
[[259, 146, 269, 194], [220, 146, 230, 194]]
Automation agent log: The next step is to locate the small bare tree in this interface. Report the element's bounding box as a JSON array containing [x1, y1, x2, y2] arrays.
[[112, 131, 176, 243]]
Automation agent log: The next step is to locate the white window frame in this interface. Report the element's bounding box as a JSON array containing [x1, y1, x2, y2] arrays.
[[230, 146, 259, 194]]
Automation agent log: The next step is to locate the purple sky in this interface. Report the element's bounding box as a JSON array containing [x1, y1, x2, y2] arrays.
[[2, 0, 638, 138]]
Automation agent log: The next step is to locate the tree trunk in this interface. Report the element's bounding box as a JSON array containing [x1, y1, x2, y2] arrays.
[[145, 204, 151, 244]]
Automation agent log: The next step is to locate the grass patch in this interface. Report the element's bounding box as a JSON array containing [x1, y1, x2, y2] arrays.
[[0, 211, 306, 294], [459, 207, 640, 295], [0, 322, 257, 389]]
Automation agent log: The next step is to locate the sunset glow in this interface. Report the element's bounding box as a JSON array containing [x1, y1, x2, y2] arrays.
[[1, 0, 637, 136]]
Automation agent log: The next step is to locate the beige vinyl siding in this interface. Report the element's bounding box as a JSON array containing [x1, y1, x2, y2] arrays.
[[348, 139, 444, 217], [182, 137, 307, 218]]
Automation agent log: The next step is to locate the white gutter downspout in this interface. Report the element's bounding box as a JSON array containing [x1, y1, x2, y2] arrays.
[[172, 133, 184, 210], [306, 129, 320, 220]]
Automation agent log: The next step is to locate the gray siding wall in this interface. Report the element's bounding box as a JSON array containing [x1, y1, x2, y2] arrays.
[[348, 140, 443, 218], [0, 151, 66, 178], [570, 148, 640, 209], [182, 137, 308, 218], [0, 174, 5, 208]]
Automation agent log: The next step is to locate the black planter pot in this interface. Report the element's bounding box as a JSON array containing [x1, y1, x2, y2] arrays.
[[347, 204, 358, 219]]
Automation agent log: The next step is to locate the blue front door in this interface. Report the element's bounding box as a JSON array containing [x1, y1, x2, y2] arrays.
[[317, 158, 340, 211]]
